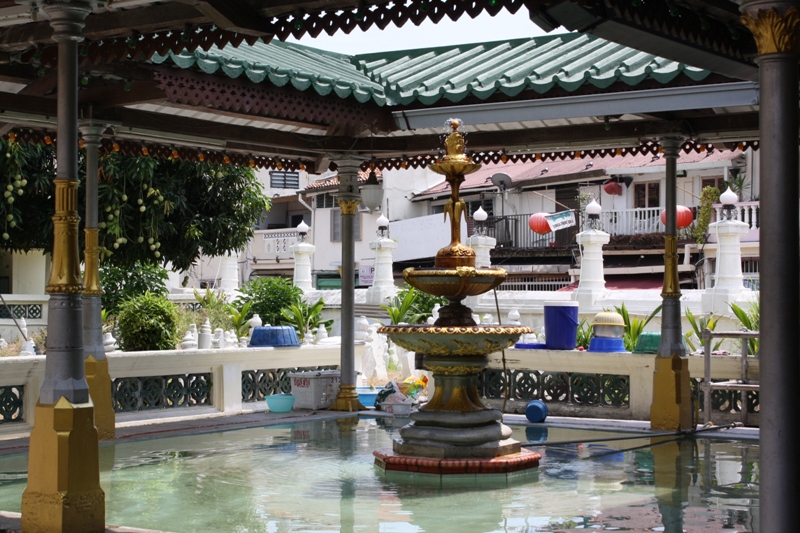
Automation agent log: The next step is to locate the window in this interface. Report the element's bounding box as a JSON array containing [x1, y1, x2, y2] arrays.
[[466, 199, 493, 217], [634, 182, 660, 208], [701, 176, 726, 193], [270, 171, 300, 189], [315, 193, 336, 209], [331, 208, 362, 242]]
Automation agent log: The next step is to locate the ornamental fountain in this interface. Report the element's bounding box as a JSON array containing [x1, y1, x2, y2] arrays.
[[375, 119, 540, 475]]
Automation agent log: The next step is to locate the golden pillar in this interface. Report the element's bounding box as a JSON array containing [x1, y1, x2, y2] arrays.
[[21, 3, 105, 531]]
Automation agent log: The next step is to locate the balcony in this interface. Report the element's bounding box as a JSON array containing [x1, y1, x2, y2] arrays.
[[251, 229, 300, 268], [477, 203, 762, 250]]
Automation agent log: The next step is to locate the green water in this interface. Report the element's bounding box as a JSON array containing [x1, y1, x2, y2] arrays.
[[0, 419, 759, 532]]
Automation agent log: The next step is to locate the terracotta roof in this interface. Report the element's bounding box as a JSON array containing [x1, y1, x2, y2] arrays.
[[415, 149, 742, 199]]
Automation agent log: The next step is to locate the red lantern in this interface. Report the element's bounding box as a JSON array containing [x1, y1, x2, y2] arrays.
[[660, 205, 694, 230], [529, 213, 552, 235], [603, 181, 623, 196]]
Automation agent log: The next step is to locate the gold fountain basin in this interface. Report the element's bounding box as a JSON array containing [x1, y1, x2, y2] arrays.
[[377, 324, 531, 356], [403, 267, 507, 299]]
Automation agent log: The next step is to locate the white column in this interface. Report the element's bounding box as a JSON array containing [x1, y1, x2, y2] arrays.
[[291, 241, 316, 293], [572, 229, 610, 309], [467, 234, 496, 269], [218, 253, 240, 291], [702, 218, 750, 314], [366, 236, 398, 304]]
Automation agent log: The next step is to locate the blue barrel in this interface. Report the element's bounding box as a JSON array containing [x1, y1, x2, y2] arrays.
[[543, 301, 580, 350], [525, 399, 549, 423]]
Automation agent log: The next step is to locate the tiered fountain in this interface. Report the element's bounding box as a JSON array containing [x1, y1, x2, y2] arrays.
[[375, 120, 541, 475]]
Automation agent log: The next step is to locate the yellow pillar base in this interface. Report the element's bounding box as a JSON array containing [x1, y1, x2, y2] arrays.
[[328, 384, 366, 412], [85, 356, 115, 441], [650, 354, 693, 431], [22, 398, 105, 533]]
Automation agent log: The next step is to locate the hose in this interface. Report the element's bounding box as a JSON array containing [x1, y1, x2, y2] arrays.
[[520, 421, 744, 449]]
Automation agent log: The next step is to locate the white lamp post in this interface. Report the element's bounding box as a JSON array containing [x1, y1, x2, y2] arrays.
[[573, 198, 609, 309], [291, 219, 315, 293]]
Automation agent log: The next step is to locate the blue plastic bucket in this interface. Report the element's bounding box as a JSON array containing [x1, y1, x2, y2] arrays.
[[543, 301, 580, 350], [525, 399, 549, 423]]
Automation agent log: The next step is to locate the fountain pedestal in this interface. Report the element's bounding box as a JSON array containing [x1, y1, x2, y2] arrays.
[[375, 120, 539, 476]]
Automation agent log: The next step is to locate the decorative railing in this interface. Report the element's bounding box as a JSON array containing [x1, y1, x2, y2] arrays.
[[112, 374, 212, 413], [496, 276, 572, 292], [480, 370, 630, 408], [712, 201, 760, 230], [256, 229, 300, 261], [0, 386, 23, 423]]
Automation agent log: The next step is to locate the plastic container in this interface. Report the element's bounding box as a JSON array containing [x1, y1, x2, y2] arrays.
[[514, 342, 548, 350], [249, 326, 299, 347], [288, 370, 341, 410], [356, 387, 379, 408], [633, 332, 661, 353], [543, 301, 580, 350], [525, 399, 548, 423], [589, 337, 627, 353], [381, 402, 413, 416], [266, 394, 296, 413]]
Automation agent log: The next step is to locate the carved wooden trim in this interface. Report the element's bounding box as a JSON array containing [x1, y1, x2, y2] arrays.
[[742, 6, 800, 55], [153, 69, 391, 132]]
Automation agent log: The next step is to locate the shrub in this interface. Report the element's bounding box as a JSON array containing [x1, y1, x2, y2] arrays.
[[100, 261, 168, 317], [117, 292, 180, 351], [235, 276, 302, 326], [281, 298, 332, 343]]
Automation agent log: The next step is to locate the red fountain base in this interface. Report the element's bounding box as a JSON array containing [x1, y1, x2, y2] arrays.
[[373, 448, 541, 476]]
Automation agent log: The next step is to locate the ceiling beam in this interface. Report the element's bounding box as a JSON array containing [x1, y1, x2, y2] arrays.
[[78, 81, 166, 107], [0, 3, 208, 50], [176, 0, 275, 36], [17, 69, 57, 97]]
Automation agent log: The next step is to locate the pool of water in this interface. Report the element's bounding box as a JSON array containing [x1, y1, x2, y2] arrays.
[[0, 418, 759, 532]]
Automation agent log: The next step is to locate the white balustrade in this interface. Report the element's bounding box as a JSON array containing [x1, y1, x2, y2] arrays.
[[258, 229, 300, 260], [599, 207, 662, 236], [712, 202, 760, 230]]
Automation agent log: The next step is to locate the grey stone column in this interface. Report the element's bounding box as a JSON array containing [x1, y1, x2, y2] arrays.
[[329, 159, 365, 411], [658, 138, 685, 360], [79, 122, 105, 363], [39, 1, 94, 405], [741, 3, 800, 531]]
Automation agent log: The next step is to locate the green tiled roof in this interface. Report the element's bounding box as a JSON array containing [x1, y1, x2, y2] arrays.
[[354, 33, 711, 105], [152, 41, 388, 105], [152, 33, 712, 107]]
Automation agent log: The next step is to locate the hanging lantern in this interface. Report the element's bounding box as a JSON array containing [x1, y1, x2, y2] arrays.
[[602, 181, 623, 196], [528, 213, 552, 235], [660, 205, 694, 229]]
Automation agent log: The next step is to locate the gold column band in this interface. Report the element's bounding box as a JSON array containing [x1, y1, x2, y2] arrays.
[[742, 6, 800, 55], [83, 228, 103, 296], [47, 179, 84, 294], [661, 235, 681, 298]]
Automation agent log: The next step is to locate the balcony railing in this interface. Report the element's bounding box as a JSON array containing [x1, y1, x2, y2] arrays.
[[599, 207, 662, 236], [712, 201, 760, 230], [254, 229, 300, 262]]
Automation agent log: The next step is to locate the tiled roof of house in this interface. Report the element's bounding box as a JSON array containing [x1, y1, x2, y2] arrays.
[[416, 149, 743, 199], [152, 34, 712, 107]]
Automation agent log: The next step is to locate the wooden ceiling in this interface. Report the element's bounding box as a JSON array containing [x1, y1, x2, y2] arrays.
[[0, 0, 760, 172]]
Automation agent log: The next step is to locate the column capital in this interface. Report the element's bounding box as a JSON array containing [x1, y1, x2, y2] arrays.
[[741, 4, 800, 55], [77, 121, 105, 143], [657, 137, 686, 155], [42, 1, 96, 41]]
